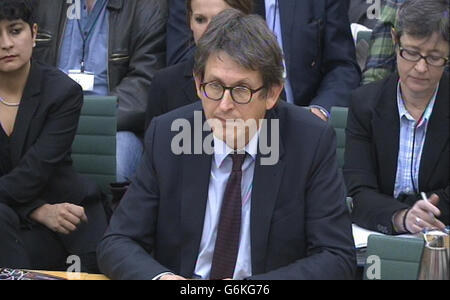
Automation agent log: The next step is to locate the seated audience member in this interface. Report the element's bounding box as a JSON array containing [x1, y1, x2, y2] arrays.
[[167, 0, 361, 121], [32, 0, 167, 182], [145, 0, 253, 129], [362, 0, 404, 84], [344, 0, 449, 234], [0, 0, 107, 272], [98, 9, 355, 280]]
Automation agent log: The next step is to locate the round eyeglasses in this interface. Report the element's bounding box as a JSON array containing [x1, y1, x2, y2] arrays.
[[200, 82, 265, 104]]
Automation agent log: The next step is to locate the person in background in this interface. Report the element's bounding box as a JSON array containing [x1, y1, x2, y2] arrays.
[[145, 0, 253, 129], [362, 0, 404, 84], [0, 0, 107, 272], [32, 0, 168, 182], [98, 9, 355, 280], [344, 0, 449, 235], [167, 0, 361, 122]]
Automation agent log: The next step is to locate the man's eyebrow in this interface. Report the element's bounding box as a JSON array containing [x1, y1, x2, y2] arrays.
[[205, 75, 254, 87]]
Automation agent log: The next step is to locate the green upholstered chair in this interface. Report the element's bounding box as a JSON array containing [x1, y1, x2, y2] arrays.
[[330, 106, 348, 169], [330, 107, 353, 213], [72, 96, 117, 195], [357, 30, 372, 45], [363, 235, 425, 280]]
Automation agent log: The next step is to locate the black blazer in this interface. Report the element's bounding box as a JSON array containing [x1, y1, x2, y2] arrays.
[[145, 57, 197, 129], [98, 101, 356, 280], [0, 61, 98, 222], [344, 73, 449, 234]]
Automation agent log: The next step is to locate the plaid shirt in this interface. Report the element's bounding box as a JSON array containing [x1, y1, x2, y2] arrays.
[[393, 81, 438, 198], [362, 0, 404, 84]]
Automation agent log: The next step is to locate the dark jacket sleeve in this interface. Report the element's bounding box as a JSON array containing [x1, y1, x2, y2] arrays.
[[97, 118, 171, 280], [0, 82, 83, 221], [310, 0, 361, 112], [113, 0, 168, 134], [343, 87, 408, 234], [145, 72, 167, 130], [250, 125, 356, 280]]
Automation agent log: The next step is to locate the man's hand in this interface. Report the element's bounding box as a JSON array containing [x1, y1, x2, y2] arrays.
[[310, 107, 328, 122], [30, 203, 88, 235], [405, 194, 446, 233]]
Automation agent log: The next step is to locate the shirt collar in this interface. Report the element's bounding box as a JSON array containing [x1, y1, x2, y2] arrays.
[[213, 131, 259, 168], [397, 80, 438, 125]]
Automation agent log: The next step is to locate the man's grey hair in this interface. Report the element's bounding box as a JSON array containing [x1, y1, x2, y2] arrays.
[[193, 8, 284, 98], [396, 0, 449, 42]]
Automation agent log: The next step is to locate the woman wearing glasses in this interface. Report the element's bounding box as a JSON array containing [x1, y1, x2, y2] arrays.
[[344, 0, 449, 235], [145, 0, 253, 130]]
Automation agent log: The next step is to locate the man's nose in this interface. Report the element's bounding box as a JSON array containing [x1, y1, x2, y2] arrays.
[[218, 89, 235, 111]]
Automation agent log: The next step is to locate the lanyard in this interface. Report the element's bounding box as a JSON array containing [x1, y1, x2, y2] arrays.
[[75, 0, 107, 72]]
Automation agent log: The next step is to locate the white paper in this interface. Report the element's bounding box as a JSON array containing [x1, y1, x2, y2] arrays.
[[352, 224, 417, 248]]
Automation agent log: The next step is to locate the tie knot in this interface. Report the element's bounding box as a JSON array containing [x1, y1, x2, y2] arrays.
[[231, 153, 246, 171]]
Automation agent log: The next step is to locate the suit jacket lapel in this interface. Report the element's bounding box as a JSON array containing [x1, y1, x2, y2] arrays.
[[182, 57, 198, 104], [179, 107, 213, 277], [372, 74, 400, 196], [419, 73, 449, 189], [250, 106, 285, 275], [10, 61, 41, 165]]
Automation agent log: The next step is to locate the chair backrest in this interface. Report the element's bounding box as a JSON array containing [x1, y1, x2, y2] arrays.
[[330, 107, 348, 169], [357, 30, 372, 45], [364, 235, 425, 280], [72, 96, 117, 194]]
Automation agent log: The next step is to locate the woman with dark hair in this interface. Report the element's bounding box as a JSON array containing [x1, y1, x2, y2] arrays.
[[0, 0, 107, 272], [344, 0, 449, 235], [145, 0, 253, 130]]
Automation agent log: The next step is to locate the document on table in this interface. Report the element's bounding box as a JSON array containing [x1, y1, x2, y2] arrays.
[[352, 224, 417, 248]]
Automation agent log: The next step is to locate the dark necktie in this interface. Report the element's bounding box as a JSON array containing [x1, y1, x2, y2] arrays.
[[254, 0, 266, 19], [210, 153, 246, 280]]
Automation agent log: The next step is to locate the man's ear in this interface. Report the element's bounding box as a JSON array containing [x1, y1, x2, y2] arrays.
[[265, 83, 284, 110], [193, 73, 203, 99]]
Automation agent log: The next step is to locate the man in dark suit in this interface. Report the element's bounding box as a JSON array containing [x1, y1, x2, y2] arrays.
[[98, 9, 355, 280], [344, 0, 449, 234], [254, 0, 361, 120]]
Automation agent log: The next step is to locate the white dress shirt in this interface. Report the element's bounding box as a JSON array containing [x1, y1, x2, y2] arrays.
[[193, 133, 259, 280]]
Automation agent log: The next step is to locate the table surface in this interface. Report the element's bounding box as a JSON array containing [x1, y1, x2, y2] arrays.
[[33, 271, 109, 280]]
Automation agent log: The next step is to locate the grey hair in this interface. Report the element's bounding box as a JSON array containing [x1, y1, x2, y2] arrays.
[[193, 8, 285, 98], [396, 0, 449, 42]]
